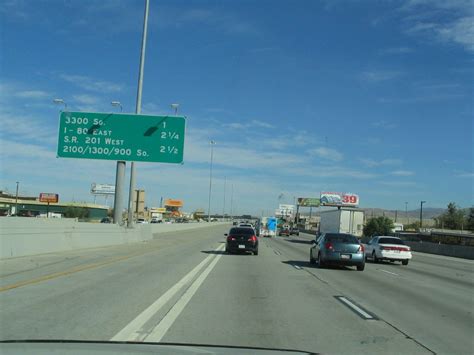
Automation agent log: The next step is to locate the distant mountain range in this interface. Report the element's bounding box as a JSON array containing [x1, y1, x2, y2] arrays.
[[300, 207, 468, 221]]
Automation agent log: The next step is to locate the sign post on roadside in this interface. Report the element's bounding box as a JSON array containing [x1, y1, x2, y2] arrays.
[[39, 193, 59, 218]]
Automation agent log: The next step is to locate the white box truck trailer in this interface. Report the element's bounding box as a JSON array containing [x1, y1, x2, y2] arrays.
[[319, 208, 364, 237]]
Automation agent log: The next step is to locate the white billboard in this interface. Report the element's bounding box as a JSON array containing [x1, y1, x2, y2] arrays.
[[277, 204, 295, 217], [91, 183, 115, 195]]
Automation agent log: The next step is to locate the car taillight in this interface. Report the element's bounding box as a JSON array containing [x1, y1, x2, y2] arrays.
[[325, 242, 334, 251], [358, 244, 365, 253], [248, 235, 257, 242], [227, 235, 236, 241]]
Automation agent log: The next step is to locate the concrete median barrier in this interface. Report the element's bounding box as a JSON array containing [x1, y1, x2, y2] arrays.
[[0, 218, 229, 259]]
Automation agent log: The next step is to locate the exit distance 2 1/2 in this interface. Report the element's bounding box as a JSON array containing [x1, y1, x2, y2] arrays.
[[57, 111, 186, 164]]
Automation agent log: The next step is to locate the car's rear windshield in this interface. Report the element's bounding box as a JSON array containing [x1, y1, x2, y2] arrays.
[[379, 237, 405, 245], [325, 234, 359, 244], [230, 228, 255, 235]]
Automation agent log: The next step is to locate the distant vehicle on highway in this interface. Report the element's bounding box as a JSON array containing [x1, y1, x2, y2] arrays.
[[289, 226, 299, 236], [278, 227, 290, 236], [364, 236, 412, 265], [136, 218, 148, 224], [310, 233, 365, 271], [232, 221, 238, 226], [150, 219, 162, 224], [225, 227, 259, 255], [100, 217, 111, 224]]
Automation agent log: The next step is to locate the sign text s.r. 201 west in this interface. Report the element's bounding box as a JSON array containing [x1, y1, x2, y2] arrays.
[[57, 112, 185, 163]]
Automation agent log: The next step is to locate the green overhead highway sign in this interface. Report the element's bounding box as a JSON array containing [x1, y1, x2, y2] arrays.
[[57, 111, 185, 163]]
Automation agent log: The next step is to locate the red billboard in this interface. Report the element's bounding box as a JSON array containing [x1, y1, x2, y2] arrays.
[[39, 193, 59, 203]]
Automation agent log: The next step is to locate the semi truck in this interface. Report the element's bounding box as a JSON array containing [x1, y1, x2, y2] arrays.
[[319, 208, 364, 237], [260, 216, 277, 238]]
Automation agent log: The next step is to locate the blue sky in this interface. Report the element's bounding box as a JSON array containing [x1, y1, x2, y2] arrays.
[[0, 0, 472, 215]]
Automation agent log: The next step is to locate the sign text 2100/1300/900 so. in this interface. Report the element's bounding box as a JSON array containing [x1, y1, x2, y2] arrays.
[[57, 112, 186, 164]]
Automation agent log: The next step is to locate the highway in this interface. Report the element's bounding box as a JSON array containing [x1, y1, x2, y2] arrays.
[[0, 224, 473, 354]]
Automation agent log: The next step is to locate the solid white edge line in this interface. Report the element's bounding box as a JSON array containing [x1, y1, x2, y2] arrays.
[[110, 243, 225, 341], [145, 248, 224, 342], [338, 297, 374, 319], [293, 264, 302, 270]]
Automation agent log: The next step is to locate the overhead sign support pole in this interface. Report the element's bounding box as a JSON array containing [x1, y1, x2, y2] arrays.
[[128, 0, 150, 228]]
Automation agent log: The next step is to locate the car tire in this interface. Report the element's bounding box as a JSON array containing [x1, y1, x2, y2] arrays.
[[402, 259, 409, 265], [318, 253, 325, 268], [254, 249, 259, 256], [309, 250, 316, 264], [357, 264, 365, 271], [372, 251, 379, 263]]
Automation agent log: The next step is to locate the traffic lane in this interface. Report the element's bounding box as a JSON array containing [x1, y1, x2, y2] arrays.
[[273, 234, 473, 288], [158, 237, 429, 354], [0, 225, 229, 341], [269, 236, 474, 354]]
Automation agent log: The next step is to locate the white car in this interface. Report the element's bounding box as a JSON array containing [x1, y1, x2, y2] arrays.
[[364, 236, 412, 265], [136, 218, 149, 224]]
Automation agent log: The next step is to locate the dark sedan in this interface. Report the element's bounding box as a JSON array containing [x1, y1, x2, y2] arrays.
[[225, 227, 259, 255], [278, 228, 290, 236], [310, 233, 365, 271]]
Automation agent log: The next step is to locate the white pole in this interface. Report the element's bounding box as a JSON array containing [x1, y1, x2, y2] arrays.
[[127, 0, 150, 228]]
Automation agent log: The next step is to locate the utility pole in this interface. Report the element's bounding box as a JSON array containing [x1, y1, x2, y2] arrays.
[[230, 184, 234, 220], [222, 176, 227, 220], [405, 202, 409, 224], [14, 181, 19, 216], [420, 201, 426, 229], [207, 140, 216, 222], [127, 0, 150, 228]]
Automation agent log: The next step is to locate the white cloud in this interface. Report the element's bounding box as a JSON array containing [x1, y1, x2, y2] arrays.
[[359, 158, 403, 167], [380, 47, 414, 54], [72, 94, 100, 105], [360, 70, 402, 82], [60, 74, 124, 93], [372, 120, 398, 129], [401, 1, 474, 52], [223, 119, 275, 130], [15, 90, 51, 99], [455, 172, 474, 178], [307, 147, 343, 162], [390, 170, 415, 176]]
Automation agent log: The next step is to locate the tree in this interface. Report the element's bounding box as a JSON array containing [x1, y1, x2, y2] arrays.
[[363, 216, 394, 237], [64, 206, 90, 219], [435, 202, 465, 230], [466, 208, 474, 232]]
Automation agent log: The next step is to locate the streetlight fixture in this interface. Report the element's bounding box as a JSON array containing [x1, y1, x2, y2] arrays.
[[53, 98, 67, 110], [208, 140, 216, 222], [420, 201, 426, 229], [171, 103, 179, 115], [111, 101, 123, 112]]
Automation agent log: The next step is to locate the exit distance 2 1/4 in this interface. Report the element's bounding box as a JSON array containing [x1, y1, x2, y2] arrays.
[[57, 111, 186, 164]]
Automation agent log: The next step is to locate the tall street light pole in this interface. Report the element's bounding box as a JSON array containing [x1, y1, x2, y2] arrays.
[[127, 0, 150, 228], [222, 176, 226, 220], [15, 181, 19, 216], [405, 202, 409, 224], [112, 101, 125, 224], [420, 201, 426, 229], [208, 140, 216, 222], [230, 183, 234, 221]]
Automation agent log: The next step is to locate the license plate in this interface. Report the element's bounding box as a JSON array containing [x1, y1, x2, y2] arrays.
[[340, 254, 351, 260], [238, 245, 245, 249], [393, 250, 400, 253]]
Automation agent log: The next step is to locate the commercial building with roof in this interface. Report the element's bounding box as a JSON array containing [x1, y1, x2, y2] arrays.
[[0, 191, 108, 220]]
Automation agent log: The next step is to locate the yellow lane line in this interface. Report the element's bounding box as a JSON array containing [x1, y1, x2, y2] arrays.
[[0, 249, 149, 293]]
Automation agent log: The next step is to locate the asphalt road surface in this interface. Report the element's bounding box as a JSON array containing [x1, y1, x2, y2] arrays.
[[1, 225, 473, 354]]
